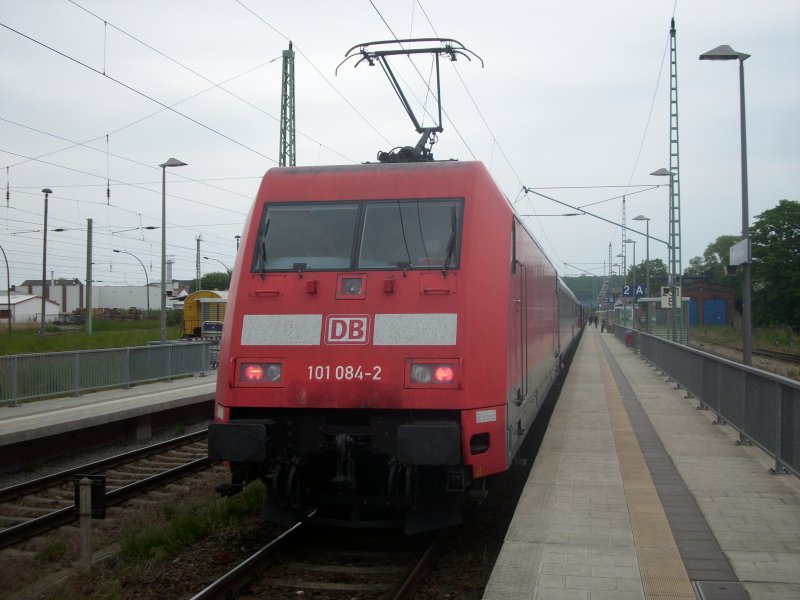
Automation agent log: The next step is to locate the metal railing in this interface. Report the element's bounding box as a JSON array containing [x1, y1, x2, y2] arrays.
[[611, 325, 800, 477], [1, 342, 211, 406]]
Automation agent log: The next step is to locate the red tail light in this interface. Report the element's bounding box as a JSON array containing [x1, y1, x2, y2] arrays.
[[244, 365, 264, 381], [434, 365, 454, 383], [236, 361, 283, 386], [406, 360, 459, 388]]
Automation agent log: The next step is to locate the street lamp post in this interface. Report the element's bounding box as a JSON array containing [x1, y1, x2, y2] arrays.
[[159, 159, 187, 343], [633, 215, 651, 334], [40, 188, 52, 336], [0, 243, 10, 334], [203, 256, 231, 275], [651, 169, 678, 342], [113, 249, 150, 315], [625, 239, 637, 331], [700, 44, 752, 365], [616, 252, 627, 326], [632, 215, 651, 297]]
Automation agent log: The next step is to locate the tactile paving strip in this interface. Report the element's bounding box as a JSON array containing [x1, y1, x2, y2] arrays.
[[597, 334, 750, 600], [598, 338, 697, 599]]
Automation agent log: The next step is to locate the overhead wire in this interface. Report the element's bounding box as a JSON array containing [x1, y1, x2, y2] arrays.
[[1, 116, 254, 201], [0, 20, 277, 163], [0, 148, 247, 216], [414, 1, 521, 180], [368, 0, 478, 160], [233, 0, 395, 149], [66, 0, 357, 164]]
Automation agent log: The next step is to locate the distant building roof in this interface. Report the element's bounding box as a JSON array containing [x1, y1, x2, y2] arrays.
[[1, 294, 60, 306], [19, 278, 83, 287]]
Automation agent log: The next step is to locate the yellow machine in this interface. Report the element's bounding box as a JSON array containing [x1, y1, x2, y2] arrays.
[[182, 290, 228, 338]]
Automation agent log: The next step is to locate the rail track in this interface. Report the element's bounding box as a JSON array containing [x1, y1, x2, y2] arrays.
[[753, 347, 800, 365], [691, 338, 800, 368], [0, 429, 212, 550], [189, 519, 446, 600]]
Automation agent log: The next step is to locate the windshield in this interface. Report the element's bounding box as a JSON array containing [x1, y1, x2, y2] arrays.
[[253, 199, 462, 272], [254, 203, 359, 271]]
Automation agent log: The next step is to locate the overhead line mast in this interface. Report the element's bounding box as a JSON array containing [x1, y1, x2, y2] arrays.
[[669, 19, 682, 292], [279, 42, 296, 167]]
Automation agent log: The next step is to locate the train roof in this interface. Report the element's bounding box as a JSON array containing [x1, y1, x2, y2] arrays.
[[258, 161, 565, 282]]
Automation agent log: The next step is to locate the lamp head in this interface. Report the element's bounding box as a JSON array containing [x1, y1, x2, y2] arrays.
[[42, 188, 52, 194], [632, 214, 650, 222], [159, 158, 188, 168], [699, 45, 750, 61], [650, 168, 673, 177]]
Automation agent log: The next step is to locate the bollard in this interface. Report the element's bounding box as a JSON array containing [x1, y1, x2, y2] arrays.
[[74, 475, 105, 567], [79, 477, 92, 568]]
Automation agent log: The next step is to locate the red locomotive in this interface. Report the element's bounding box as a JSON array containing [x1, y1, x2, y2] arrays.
[[209, 160, 583, 532]]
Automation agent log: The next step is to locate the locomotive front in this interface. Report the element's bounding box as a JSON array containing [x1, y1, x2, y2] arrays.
[[209, 162, 510, 532]]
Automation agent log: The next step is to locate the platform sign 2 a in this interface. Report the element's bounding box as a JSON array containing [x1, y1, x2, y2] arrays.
[[622, 284, 645, 297]]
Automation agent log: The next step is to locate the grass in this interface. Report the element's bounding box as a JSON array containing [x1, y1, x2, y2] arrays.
[[691, 324, 799, 354], [120, 480, 266, 563], [0, 317, 183, 356]]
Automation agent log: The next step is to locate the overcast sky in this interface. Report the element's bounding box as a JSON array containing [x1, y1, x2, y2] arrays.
[[1, 0, 798, 291]]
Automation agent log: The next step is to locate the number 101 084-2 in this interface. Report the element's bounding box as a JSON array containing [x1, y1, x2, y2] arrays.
[[307, 365, 382, 381]]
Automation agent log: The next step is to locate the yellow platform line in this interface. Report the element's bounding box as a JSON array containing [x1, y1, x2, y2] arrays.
[[595, 335, 696, 600]]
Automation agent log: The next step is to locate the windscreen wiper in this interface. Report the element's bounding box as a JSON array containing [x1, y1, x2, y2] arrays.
[[257, 218, 270, 277], [441, 205, 457, 277]]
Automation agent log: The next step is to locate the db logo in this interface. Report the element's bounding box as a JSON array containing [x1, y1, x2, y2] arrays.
[[325, 315, 370, 344]]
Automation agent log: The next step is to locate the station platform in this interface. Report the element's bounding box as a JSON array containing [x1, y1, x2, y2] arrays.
[[0, 374, 216, 471], [483, 326, 800, 600]]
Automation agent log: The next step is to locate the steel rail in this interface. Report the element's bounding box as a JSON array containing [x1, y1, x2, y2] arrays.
[[187, 520, 307, 600], [0, 455, 211, 550], [0, 429, 208, 503], [388, 528, 447, 600]]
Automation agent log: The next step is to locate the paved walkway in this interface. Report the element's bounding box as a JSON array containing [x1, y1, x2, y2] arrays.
[[483, 326, 800, 600], [0, 373, 216, 445]]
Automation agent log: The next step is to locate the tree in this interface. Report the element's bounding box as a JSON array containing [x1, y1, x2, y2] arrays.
[[627, 259, 668, 294], [684, 234, 740, 284], [200, 271, 231, 290], [750, 199, 800, 329]]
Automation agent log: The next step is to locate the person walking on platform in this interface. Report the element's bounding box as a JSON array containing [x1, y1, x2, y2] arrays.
[[601, 318, 606, 332]]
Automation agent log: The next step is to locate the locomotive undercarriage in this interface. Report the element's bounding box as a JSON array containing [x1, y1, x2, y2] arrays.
[[209, 408, 479, 533]]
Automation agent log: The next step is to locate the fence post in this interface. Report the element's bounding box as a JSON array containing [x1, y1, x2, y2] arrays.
[[8, 357, 18, 407], [771, 381, 787, 475], [124, 348, 131, 389], [167, 344, 172, 382], [73, 352, 81, 397]]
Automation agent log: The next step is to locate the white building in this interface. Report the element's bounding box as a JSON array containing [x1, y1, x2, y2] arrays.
[[16, 278, 84, 314], [91, 284, 164, 311], [0, 293, 60, 325]]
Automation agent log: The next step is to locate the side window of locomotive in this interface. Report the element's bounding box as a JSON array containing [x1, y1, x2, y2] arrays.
[[253, 203, 359, 271], [357, 200, 463, 269]]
